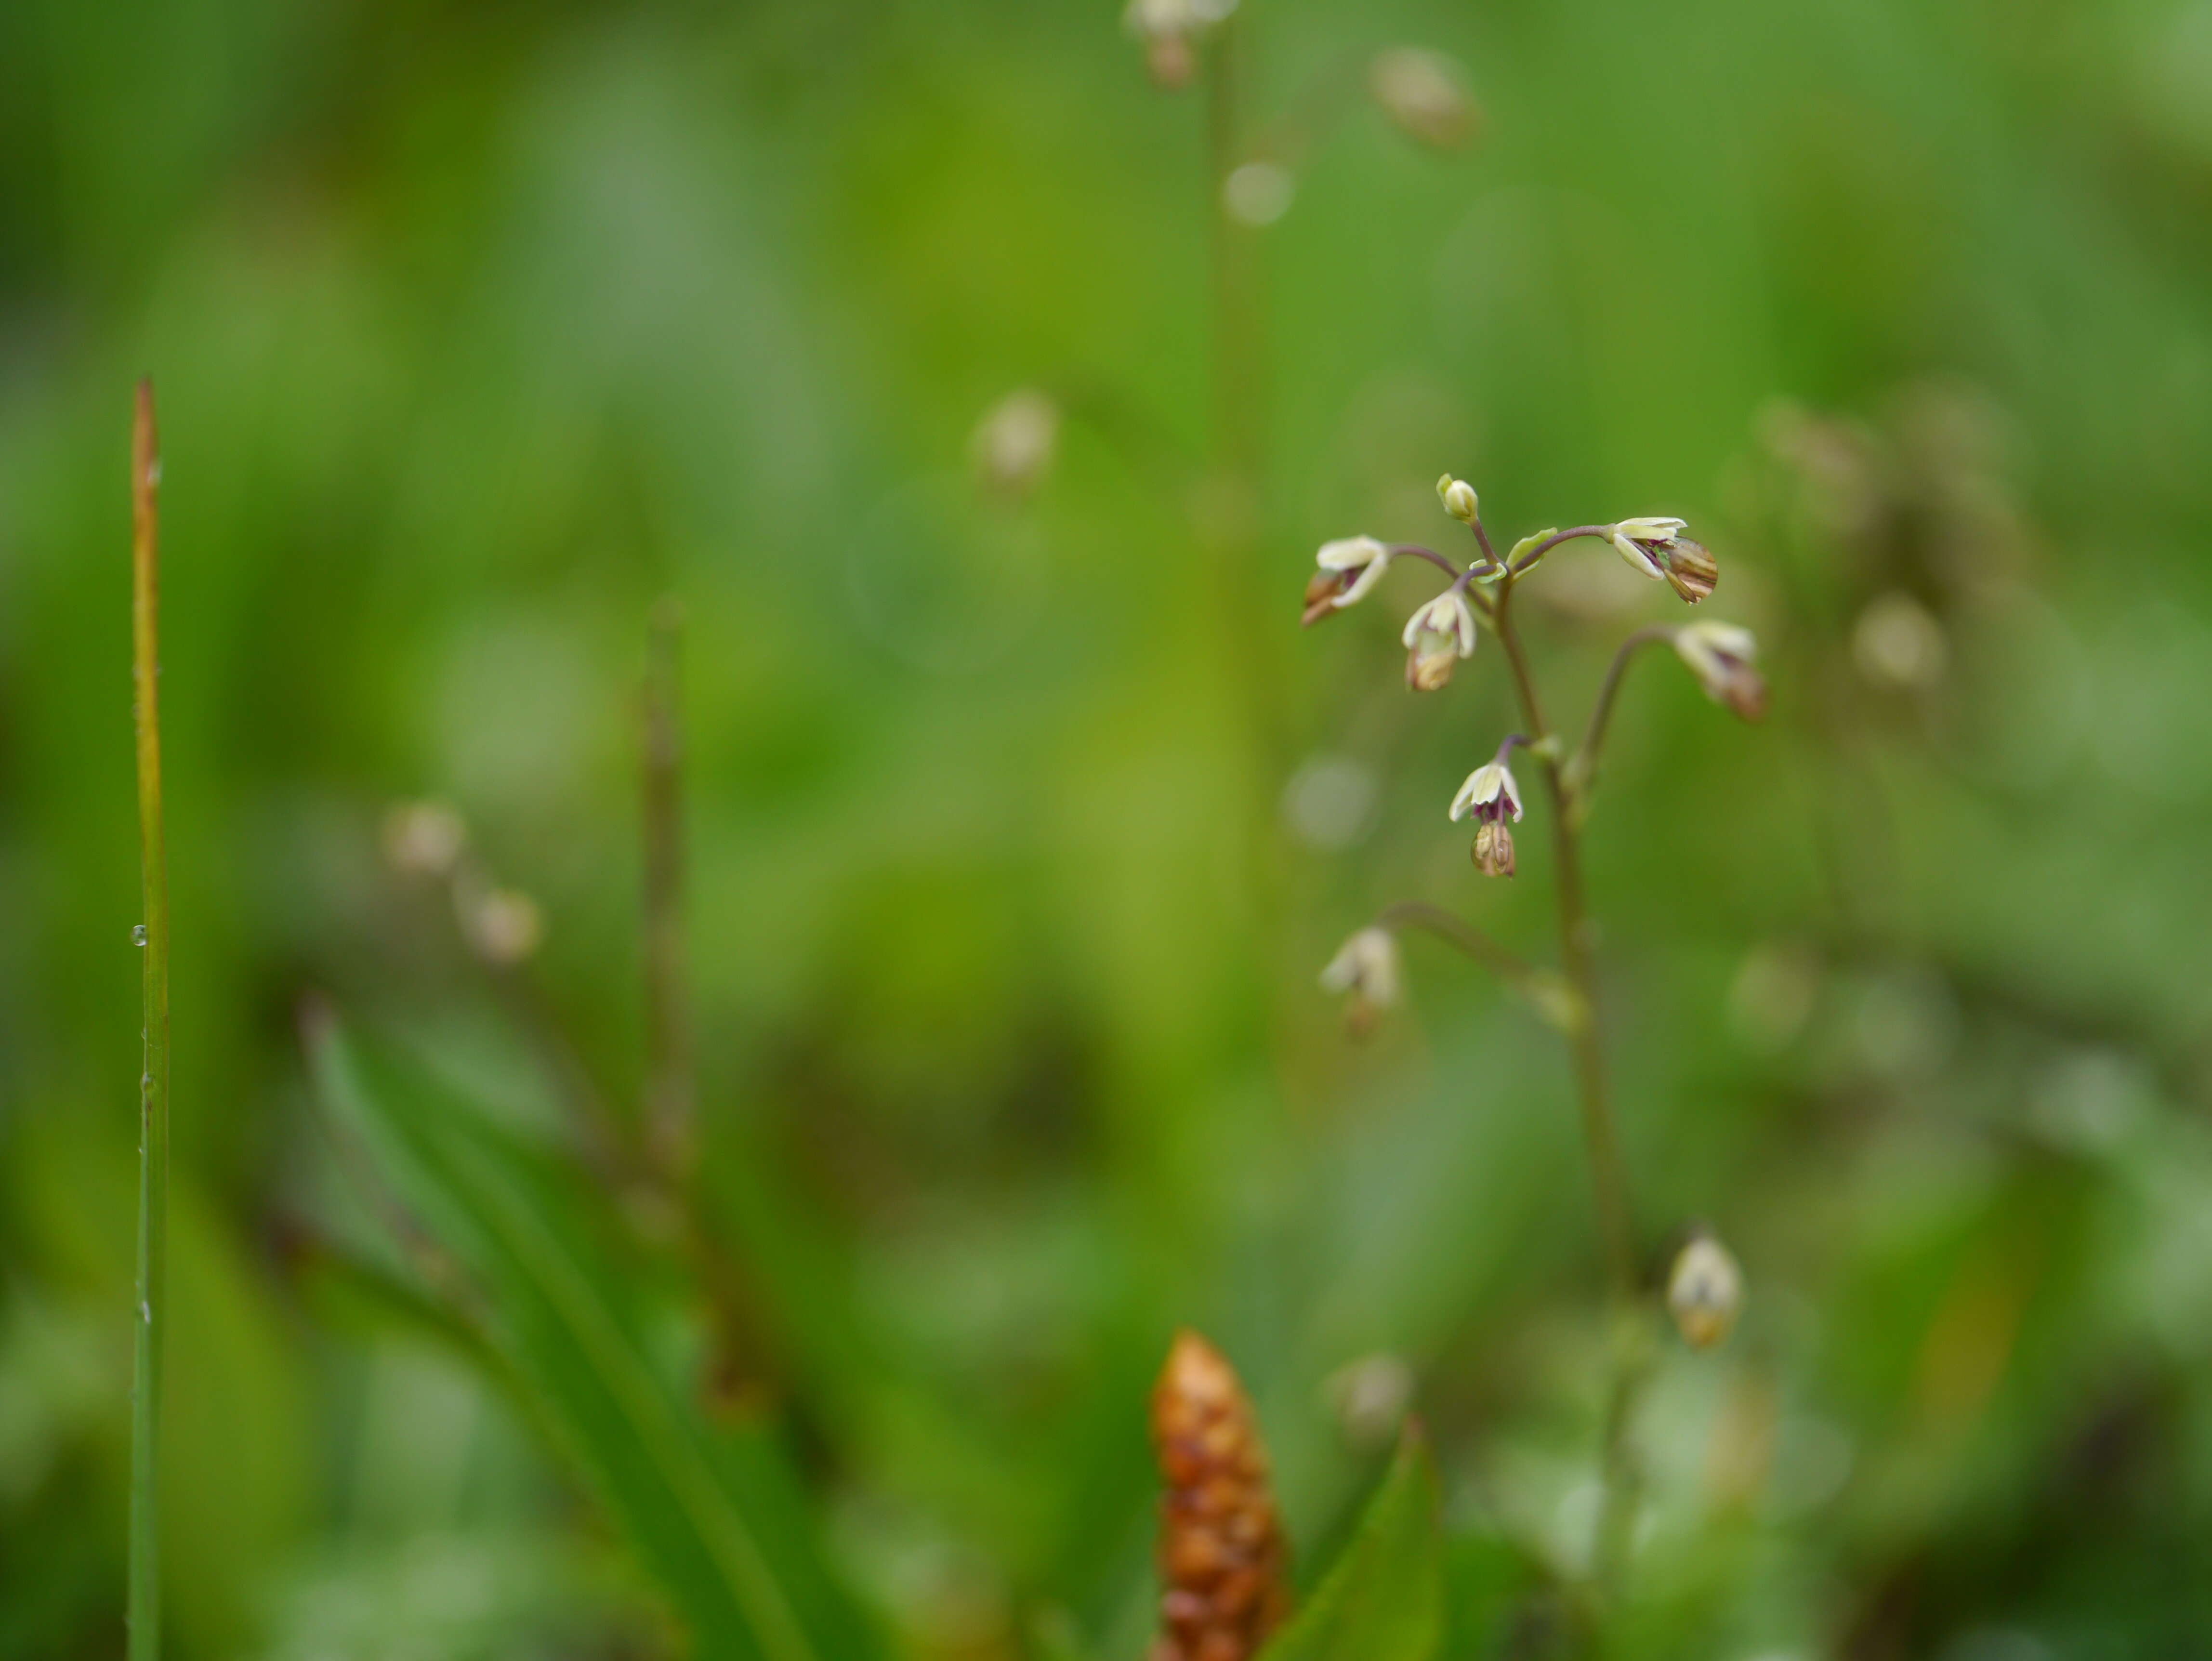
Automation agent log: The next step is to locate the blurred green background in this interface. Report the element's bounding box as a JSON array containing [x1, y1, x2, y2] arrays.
[[7, 0, 2212, 1657]]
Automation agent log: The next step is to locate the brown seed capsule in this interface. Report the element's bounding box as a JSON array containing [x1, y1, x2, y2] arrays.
[[1149, 1331, 1291, 1661], [1472, 819, 1515, 878], [1659, 537, 1719, 606]]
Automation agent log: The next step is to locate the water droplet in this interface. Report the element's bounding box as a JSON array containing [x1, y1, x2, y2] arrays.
[[132, 924, 148, 946], [140, 1301, 152, 1325]]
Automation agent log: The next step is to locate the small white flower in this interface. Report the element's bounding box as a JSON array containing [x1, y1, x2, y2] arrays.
[[1448, 759, 1523, 824], [1609, 515, 1689, 580], [1436, 474, 1479, 523], [1667, 1233, 1744, 1349]]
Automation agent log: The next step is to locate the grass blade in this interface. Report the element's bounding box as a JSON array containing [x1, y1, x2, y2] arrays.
[[128, 377, 170, 1661], [305, 1012, 874, 1661], [1258, 1426, 1445, 1661]]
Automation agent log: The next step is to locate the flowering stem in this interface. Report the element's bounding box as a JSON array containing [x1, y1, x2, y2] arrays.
[[1509, 525, 1615, 576], [1490, 561, 1647, 1594], [1386, 542, 1471, 581], [128, 379, 169, 1661], [1567, 625, 1675, 808], [1374, 899, 1539, 993]]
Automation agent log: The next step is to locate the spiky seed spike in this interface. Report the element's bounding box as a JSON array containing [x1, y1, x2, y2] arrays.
[[1148, 1331, 1291, 1661]]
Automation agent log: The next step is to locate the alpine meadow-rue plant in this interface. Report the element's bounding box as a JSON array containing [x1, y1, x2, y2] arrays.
[[1304, 470, 1769, 1599]]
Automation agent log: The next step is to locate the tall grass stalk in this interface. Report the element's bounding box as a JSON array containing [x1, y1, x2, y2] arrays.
[[128, 378, 169, 1661]]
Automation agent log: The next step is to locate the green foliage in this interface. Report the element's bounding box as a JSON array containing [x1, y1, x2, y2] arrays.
[[1261, 1428, 1444, 1661], [306, 1015, 876, 1661]]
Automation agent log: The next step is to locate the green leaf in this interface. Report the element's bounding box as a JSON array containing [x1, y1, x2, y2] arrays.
[[1260, 1426, 1445, 1661], [306, 1011, 876, 1661]]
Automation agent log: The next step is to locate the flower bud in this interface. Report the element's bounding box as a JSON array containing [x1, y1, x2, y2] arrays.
[[1400, 588, 1477, 690], [1123, 0, 1238, 88], [1667, 1233, 1743, 1349], [1673, 621, 1768, 721], [1369, 48, 1479, 151], [1436, 474, 1479, 523], [1471, 819, 1515, 877], [1303, 534, 1391, 626], [460, 885, 544, 966]]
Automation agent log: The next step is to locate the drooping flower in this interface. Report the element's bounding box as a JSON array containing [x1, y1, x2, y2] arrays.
[[1450, 756, 1524, 877], [1400, 588, 1477, 690], [1302, 535, 1392, 625], [1673, 621, 1768, 720], [1609, 516, 1719, 603], [1320, 927, 1402, 1035]]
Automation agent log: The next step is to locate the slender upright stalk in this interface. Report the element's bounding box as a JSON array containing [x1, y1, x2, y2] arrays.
[[128, 378, 169, 1661], [1489, 570, 1648, 1590], [640, 598, 694, 1181]]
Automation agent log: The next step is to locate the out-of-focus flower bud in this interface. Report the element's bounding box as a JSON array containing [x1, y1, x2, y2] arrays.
[[382, 800, 468, 879], [970, 388, 1059, 497], [1123, 0, 1238, 89], [1369, 48, 1480, 151], [1667, 1232, 1743, 1349], [1436, 473, 1479, 523], [1401, 588, 1477, 690], [1673, 621, 1768, 720], [1148, 1331, 1290, 1661], [1851, 590, 1948, 690], [1323, 1353, 1416, 1450], [1302, 535, 1391, 626], [1321, 926, 1402, 1036], [1223, 161, 1295, 227], [461, 885, 544, 966]]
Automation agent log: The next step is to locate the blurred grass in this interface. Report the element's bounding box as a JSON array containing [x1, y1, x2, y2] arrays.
[[4, 0, 2212, 1657]]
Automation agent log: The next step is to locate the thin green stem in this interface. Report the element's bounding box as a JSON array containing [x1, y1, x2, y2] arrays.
[[1489, 560, 1648, 1598], [128, 378, 169, 1661], [1510, 525, 1615, 576], [1566, 625, 1675, 814], [1375, 899, 1535, 986], [641, 598, 694, 1182]]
